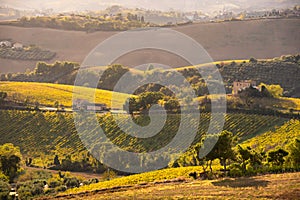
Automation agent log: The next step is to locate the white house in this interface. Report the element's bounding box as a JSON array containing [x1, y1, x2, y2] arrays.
[[0, 40, 12, 47], [12, 42, 23, 50]]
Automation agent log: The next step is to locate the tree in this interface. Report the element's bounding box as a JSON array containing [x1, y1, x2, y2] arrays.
[[54, 101, 59, 110], [260, 84, 283, 98], [267, 148, 288, 166], [139, 92, 164, 111], [25, 158, 32, 166], [288, 139, 300, 168], [237, 145, 252, 173], [0, 92, 7, 104], [164, 98, 180, 113], [123, 97, 139, 114], [54, 155, 60, 166], [206, 131, 236, 172], [237, 146, 263, 172], [98, 64, 129, 91], [249, 57, 257, 63], [0, 143, 22, 182]]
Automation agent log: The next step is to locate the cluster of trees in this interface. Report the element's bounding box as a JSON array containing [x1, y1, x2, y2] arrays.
[[124, 91, 180, 114], [171, 131, 300, 178], [13, 13, 149, 32], [0, 143, 22, 199], [1, 61, 79, 84], [0, 143, 107, 199], [49, 154, 106, 173]]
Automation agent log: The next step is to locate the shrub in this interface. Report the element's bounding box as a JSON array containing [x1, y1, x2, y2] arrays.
[[0, 180, 10, 200], [64, 177, 80, 188]]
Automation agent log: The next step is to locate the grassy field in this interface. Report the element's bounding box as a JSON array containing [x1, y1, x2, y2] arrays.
[[0, 18, 299, 73], [48, 172, 300, 200], [0, 81, 131, 108]]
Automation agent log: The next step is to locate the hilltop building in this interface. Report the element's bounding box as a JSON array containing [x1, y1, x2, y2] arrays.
[[232, 80, 257, 95]]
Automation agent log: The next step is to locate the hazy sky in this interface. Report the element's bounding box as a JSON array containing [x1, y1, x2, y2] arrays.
[[0, 0, 297, 12]]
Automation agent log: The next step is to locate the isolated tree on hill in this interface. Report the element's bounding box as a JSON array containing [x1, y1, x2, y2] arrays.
[[206, 131, 236, 172], [198, 131, 236, 173]]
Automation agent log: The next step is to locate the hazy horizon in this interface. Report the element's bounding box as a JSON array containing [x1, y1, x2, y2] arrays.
[[0, 0, 298, 13]]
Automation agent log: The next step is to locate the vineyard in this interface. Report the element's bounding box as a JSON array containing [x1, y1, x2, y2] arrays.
[[0, 47, 56, 60], [0, 110, 288, 167], [0, 81, 131, 108], [241, 119, 300, 152]]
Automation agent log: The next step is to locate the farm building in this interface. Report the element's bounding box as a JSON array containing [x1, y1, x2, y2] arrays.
[[73, 99, 107, 112], [232, 80, 257, 95], [0, 40, 12, 47], [12, 43, 23, 50]]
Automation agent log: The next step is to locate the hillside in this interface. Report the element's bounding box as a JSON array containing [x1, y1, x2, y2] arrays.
[[0, 18, 299, 73], [53, 172, 300, 200], [241, 119, 300, 152], [0, 109, 287, 167], [0, 81, 131, 108]]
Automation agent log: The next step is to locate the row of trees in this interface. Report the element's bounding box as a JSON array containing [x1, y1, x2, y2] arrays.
[[171, 131, 300, 178], [15, 13, 148, 32]]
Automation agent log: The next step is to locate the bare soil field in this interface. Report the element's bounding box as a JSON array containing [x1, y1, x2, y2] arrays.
[[0, 18, 299, 73], [48, 172, 300, 200]]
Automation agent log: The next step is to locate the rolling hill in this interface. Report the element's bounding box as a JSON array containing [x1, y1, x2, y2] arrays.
[[0, 108, 288, 167], [0, 18, 299, 73], [0, 81, 131, 108]]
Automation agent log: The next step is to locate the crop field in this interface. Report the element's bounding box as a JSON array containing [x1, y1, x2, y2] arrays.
[[241, 119, 300, 152], [0, 81, 131, 108], [0, 109, 289, 166], [0, 47, 56, 60], [0, 18, 299, 73]]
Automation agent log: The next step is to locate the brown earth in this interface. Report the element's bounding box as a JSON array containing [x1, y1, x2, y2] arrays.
[[0, 18, 299, 73], [40, 172, 300, 200]]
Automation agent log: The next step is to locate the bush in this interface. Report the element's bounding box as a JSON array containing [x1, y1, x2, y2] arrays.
[[64, 177, 80, 188], [49, 180, 62, 188], [55, 185, 67, 192], [0, 180, 10, 200]]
